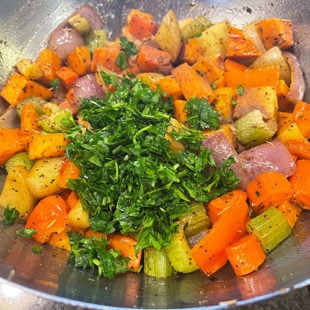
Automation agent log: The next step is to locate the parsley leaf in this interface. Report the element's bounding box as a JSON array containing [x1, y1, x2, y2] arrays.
[[32, 245, 43, 254], [115, 36, 138, 70], [185, 97, 220, 130], [3, 206, 19, 226], [68, 232, 129, 279], [50, 78, 60, 90], [16, 228, 36, 238], [236, 83, 245, 96]]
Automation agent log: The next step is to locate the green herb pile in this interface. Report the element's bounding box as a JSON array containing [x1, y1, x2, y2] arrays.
[[66, 72, 239, 276]]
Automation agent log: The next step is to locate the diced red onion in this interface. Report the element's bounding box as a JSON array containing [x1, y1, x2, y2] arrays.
[[75, 4, 104, 31]]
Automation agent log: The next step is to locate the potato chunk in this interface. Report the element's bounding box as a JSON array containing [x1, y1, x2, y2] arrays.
[[0, 165, 36, 219], [26, 157, 64, 199]]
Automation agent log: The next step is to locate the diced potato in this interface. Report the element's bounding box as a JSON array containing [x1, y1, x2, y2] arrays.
[[233, 86, 278, 121], [0, 165, 36, 219], [26, 157, 64, 199], [234, 109, 277, 147], [278, 122, 308, 143], [48, 228, 71, 251], [4, 152, 34, 172], [15, 58, 43, 80], [67, 199, 90, 232], [155, 10, 182, 62], [250, 47, 291, 85], [179, 16, 212, 40], [165, 118, 185, 154], [196, 21, 229, 58]]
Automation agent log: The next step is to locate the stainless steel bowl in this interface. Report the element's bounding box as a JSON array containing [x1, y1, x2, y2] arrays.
[[0, 0, 310, 308]]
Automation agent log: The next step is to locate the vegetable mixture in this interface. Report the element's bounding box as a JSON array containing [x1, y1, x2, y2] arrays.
[[0, 4, 309, 279]]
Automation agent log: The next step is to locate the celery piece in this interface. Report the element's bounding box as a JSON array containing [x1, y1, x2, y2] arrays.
[[164, 223, 199, 273], [85, 29, 107, 53], [180, 202, 211, 238], [180, 16, 212, 40], [235, 109, 277, 147], [4, 152, 34, 172], [143, 247, 175, 278], [246, 207, 292, 253]]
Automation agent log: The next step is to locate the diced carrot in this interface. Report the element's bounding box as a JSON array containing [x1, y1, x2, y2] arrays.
[[246, 171, 294, 214], [0, 128, 27, 165], [107, 233, 142, 272], [224, 59, 247, 72], [257, 18, 294, 50], [192, 55, 224, 85], [207, 189, 248, 224], [20, 103, 41, 134], [173, 99, 187, 123], [25, 194, 68, 243], [136, 45, 173, 73], [289, 159, 310, 210], [91, 45, 122, 73], [48, 228, 71, 251], [181, 37, 204, 65], [64, 190, 79, 211], [225, 234, 266, 276], [127, 9, 157, 40], [59, 158, 80, 189], [293, 101, 310, 139], [36, 49, 62, 85], [67, 46, 91, 76], [155, 76, 183, 100], [28, 132, 69, 160], [275, 200, 302, 228], [213, 87, 234, 123], [284, 139, 310, 160], [224, 66, 280, 90], [0, 72, 53, 107], [277, 112, 294, 135], [190, 190, 249, 276], [226, 26, 262, 61], [55, 66, 79, 90], [172, 63, 215, 102]]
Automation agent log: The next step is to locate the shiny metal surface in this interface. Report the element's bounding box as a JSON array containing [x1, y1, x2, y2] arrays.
[[0, 0, 310, 308]]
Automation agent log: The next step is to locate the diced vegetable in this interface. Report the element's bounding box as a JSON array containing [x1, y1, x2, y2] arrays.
[[246, 171, 294, 214], [68, 13, 91, 35], [180, 16, 211, 40], [67, 46, 91, 76], [4, 152, 34, 172], [256, 18, 294, 50], [172, 63, 215, 102], [25, 194, 68, 243], [154, 10, 182, 62], [15, 58, 43, 80], [67, 199, 90, 231], [0, 165, 36, 219], [164, 223, 199, 273], [226, 234, 266, 276], [143, 247, 175, 278], [234, 109, 277, 147], [26, 156, 64, 199], [246, 207, 292, 253], [289, 159, 310, 210], [190, 190, 249, 275], [0, 72, 53, 106]]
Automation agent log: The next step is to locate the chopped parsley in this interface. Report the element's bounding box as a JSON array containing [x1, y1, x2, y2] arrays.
[[185, 97, 220, 130], [32, 245, 43, 254], [50, 78, 60, 90], [66, 72, 239, 257], [115, 36, 138, 70], [68, 232, 129, 279], [3, 206, 19, 226], [16, 228, 36, 238], [236, 83, 245, 96]]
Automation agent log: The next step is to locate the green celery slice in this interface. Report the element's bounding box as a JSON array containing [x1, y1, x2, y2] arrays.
[[180, 202, 211, 238], [143, 247, 174, 278], [246, 207, 292, 252], [164, 223, 199, 273]]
